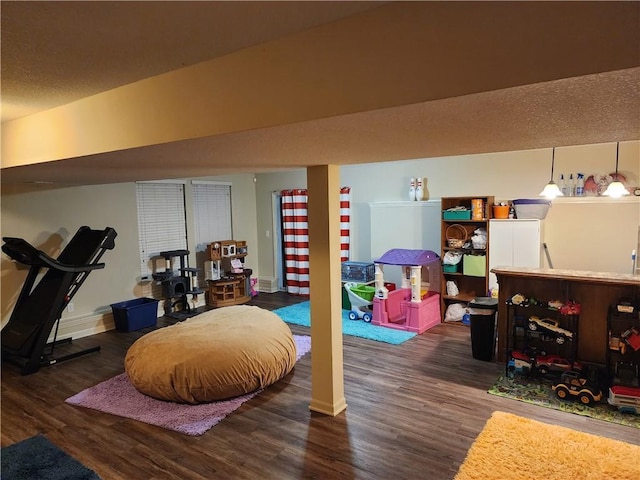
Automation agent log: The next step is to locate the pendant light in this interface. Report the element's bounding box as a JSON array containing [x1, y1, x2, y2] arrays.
[[603, 142, 629, 198], [539, 147, 563, 199]]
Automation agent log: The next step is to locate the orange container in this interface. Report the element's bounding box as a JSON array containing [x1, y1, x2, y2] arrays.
[[493, 205, 509, 219], [471, 199, 484, 220]]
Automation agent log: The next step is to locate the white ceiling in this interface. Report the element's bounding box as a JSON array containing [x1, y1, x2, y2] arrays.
[[1, 1, 639, 188]]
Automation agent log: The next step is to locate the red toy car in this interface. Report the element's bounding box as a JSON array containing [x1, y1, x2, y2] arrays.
[[535, 354, 582, 375], [559, 301, 581, 315]]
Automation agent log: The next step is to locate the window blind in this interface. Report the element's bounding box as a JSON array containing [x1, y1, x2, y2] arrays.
[[136, 182, 187, 280], [192, 182, 232, 252]]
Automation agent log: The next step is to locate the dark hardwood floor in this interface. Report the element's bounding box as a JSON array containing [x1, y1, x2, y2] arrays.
[[2, 292, 639, 479]]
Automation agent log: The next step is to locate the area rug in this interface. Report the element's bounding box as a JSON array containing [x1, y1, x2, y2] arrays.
[[488, 373, 640, 429], [273, 301, 416, 345], [1, 435, 101, 480], [454, 411, 640, 480], [65, 335, 311, 436]]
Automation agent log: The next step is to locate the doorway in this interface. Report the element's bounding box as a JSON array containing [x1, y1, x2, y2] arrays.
[[271, 191, 285, 291]]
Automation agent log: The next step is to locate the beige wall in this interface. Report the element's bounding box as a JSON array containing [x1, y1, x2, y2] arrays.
[[254, 169, 308, 286], [1, 173, 258, 338], [256, 141, 640, 281], [2, 141, 638, 339], [1, 183, 139, 337]]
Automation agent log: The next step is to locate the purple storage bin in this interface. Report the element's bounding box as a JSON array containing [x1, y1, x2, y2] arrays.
[[512, 199, 551, 219]]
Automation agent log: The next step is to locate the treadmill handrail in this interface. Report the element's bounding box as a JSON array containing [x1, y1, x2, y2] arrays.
[[2, 238, 105, 272]]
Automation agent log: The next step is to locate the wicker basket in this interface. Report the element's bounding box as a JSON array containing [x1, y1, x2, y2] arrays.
[[446, 224, 468, 248]]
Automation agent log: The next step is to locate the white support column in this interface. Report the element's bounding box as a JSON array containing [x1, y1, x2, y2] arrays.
[[307, 164, 347, 416], [410, 265, 422, 303]]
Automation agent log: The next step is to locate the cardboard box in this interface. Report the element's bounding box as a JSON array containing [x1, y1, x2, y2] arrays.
[[463, 254, 486, 277]]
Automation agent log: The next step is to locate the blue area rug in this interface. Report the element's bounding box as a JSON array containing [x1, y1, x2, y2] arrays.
[[273, 301, 416, 345], [1, 435, 101, 480]]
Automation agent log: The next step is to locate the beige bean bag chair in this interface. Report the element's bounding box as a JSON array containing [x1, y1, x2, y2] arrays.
[[125, 305, 297, 404]]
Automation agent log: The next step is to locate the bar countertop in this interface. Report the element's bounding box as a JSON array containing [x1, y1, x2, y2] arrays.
[[491, 266, 640, 286]]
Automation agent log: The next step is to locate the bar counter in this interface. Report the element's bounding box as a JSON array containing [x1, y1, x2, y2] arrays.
[[492, 267, 640, 364]]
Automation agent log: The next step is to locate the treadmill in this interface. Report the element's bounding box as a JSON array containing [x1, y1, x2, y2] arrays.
[[2, 226, 117, 375]]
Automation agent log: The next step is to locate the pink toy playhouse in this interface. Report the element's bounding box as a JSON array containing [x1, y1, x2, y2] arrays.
[[372, 249, 441, 334]]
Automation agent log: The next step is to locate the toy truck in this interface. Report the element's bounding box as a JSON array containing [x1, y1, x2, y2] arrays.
[[608, 385, 640, 414], [552, 371, 602, 405]]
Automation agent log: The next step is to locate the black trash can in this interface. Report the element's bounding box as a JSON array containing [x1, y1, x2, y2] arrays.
[[469, 297, 499, 361]]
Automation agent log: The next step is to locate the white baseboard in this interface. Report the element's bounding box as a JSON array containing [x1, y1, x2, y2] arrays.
[[51, 295, 208, 341], [54, 309, 115, 341]]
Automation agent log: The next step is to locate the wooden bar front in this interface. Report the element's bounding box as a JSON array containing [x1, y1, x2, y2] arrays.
[[492, 267, 640, 364]]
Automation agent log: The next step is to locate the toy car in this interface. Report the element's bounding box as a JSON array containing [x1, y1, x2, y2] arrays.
[[507, 294, 543, 307], [507, 350, 534, 377], [559, 301, 581, 315], [528, 316, 573, 344], [552, 371, 602, 405], [507, 293, 527, 306], [547, 299, 564, 310], [535, 354, 582, 375], [608, 385, 640, 414]]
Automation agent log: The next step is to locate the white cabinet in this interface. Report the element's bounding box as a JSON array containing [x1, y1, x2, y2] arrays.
[[488, 219, 542, 291]]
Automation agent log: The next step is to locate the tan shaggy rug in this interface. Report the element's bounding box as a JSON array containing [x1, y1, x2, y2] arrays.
[[454, 411, 640, 480]]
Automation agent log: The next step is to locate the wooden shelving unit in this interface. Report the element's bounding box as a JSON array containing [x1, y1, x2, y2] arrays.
[[607, 306, 640, 387], [506, 303, 579, 364], [206, 240, 251, 308], [440, 196, 494, 321]]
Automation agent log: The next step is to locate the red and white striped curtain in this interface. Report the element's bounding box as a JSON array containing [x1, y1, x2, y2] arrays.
[[281, 189, 310, 295], [281, 187, 351, 296], [340, 187, 351, 262]]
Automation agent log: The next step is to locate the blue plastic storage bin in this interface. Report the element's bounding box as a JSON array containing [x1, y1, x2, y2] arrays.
[[110, 297, 159, 332]]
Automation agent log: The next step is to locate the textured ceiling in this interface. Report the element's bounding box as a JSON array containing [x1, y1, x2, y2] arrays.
[[4, 68, 639, 189], [1, 1, 639, 189], [1, 1, 385, 122]]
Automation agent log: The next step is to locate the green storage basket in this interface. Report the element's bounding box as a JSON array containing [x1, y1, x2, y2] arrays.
[[463, 254, 486, 277]]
